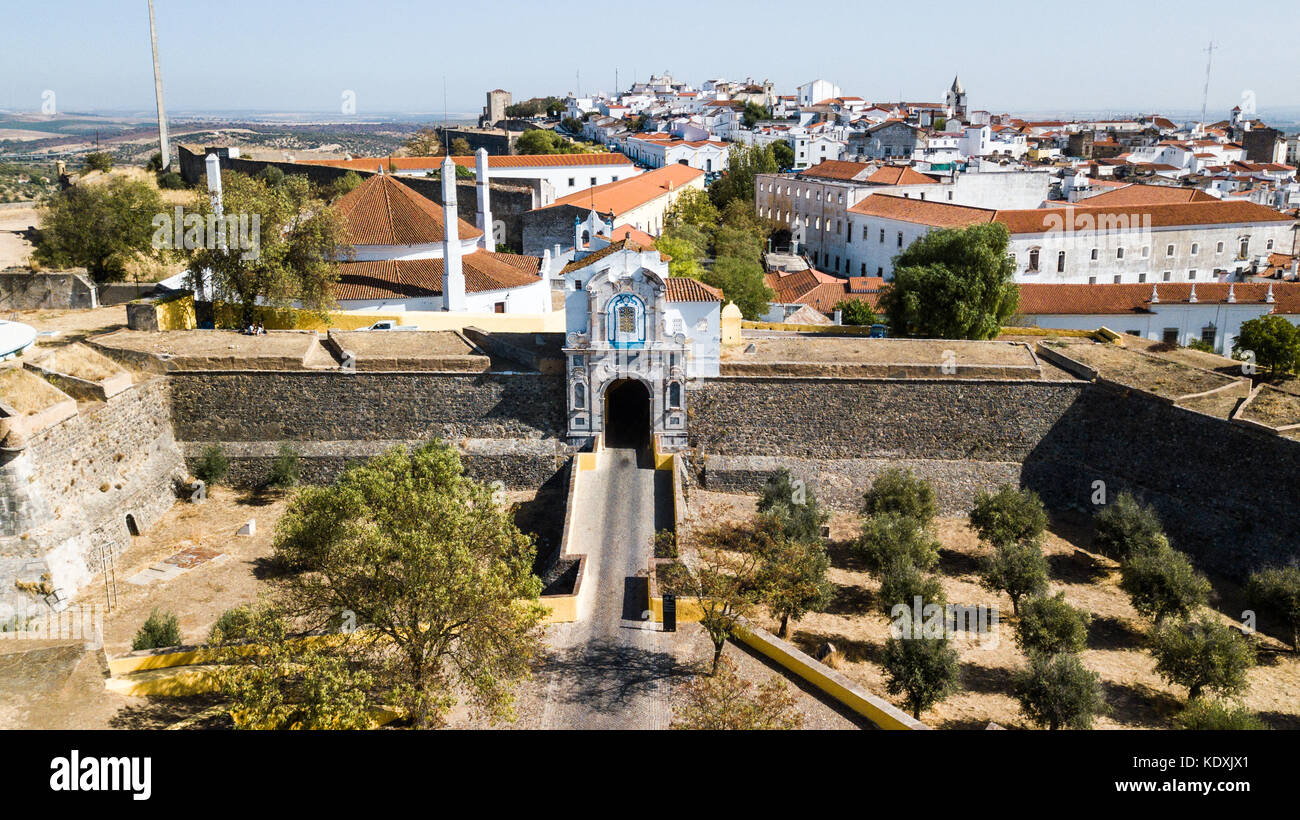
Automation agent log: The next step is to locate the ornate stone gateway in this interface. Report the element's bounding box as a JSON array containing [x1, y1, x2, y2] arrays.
[[560, 231, 721, 450]]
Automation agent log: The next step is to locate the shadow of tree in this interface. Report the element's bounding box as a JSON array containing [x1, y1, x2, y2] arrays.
[[541, 638, 687, 714], [825, 539, 868, 572], [823, 582, 873, 616], [1047, 549, 1110, 584], [1257, 710, 1300, 730], [1088, 615, 1148, 651], [959, 660, 1016, 695], [1100, 679, 1182, 727], [938, 547, 982, 579], [108, 694, 231, 730], [791, 629, 882, 665]]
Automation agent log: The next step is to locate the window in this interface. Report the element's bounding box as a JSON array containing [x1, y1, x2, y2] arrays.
[[1163, 328, 1179, 345], [1201, 325, 1216, 346], [1166, 244, 1175, 257], [879, 229, 885, 243], [493, 301, 506, 314], [1117, 248, 1125, 259], [1240, 238, 1250, 258], [668, 382, 682, 409], [1217, 241, 1225, 253], [897, 231, 903, 248], [1057, 251, 1066, 273], [618, 305, 636, 333], [1088, 276, 1097, 285], [1028, 248, 1040, 271], [1138, 273, 1147, 283], [847, 221, 853, 243], [947, 191, 953, 201], [568, 177, 575, 187], [573, 383, 586, 410], [863, 225, 869, 241], [1113, 275, 1122, 284], [1162, 271, 1172, 281], [1267, 239, 1274, 250], [1091, 248, 1099, 261], [1141, 246, 1149, 258], [860, 263, 866, 275], [1191, 242, 1199, 255]]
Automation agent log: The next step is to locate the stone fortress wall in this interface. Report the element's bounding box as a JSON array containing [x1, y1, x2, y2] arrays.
[[6, 330, 1299, 612]]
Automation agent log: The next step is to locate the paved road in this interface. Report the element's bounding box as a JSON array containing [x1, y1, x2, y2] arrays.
[[539, 447, 681, 729]]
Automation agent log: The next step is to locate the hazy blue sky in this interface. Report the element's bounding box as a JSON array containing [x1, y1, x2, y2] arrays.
[[3, 0, 1298, 118]]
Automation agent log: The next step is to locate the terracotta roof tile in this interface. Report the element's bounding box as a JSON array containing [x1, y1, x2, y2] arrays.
[[336, 174, 481, 245], [549, 164, 704, 215], [1077, 184, 1217, 206], [333, 251, 540, 301], [1017, 282, 1300, 315], [665, 277, 723, 302]]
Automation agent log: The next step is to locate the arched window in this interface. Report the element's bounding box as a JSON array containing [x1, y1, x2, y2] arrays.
[[1057, 251, 1066, 273], [606, 293, 646, 349], [1028, 248, 1040, 271], [573, 382, 586, 410], [668, 382, 682, 409]]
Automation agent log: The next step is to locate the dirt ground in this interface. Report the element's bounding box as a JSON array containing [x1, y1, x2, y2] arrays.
[[13, 305, 127, 346], [686, 490, 1300, 730], [1051, 339, 1237, 398], [0, 206, 38, 268], [723, 336, 1038, 367]]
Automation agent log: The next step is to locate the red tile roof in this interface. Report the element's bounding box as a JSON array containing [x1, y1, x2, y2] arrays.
[[549, 164, 704, 215], [665, 277, 723, 302], [333, 251, 541, 301], [336, 174, 481, 245], [304, 153, 634, 172], [1077, 184, 1217, 206], [1017, 282, 1300, 315], [560, 239, 667, 274]]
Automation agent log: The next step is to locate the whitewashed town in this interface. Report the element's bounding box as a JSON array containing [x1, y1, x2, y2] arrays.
[[1, 2, 1299, 773]]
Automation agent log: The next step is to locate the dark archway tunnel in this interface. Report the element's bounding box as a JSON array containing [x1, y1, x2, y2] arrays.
[[604, 379, 651, 450]]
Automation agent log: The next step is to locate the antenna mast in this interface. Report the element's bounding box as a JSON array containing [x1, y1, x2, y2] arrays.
[[148, 0, 170, 170], [1199, 40, 1216, 130]]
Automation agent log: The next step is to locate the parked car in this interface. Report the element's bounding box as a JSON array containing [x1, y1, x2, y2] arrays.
[[868, 323, 888, 339], [364, 320, 418, 331]]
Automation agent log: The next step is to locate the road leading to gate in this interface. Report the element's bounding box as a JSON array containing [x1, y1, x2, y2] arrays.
[[539, 446, 681, 729]]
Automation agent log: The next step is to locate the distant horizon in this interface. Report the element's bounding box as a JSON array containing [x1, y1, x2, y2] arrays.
[[3, 0, 1297, 118]]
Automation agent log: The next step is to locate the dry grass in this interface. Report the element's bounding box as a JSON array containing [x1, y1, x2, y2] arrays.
[[688, 490, 1300, 730], [35, 343, 125, 382], [0, 366, 69, 414], [1051, 340, 1238, 399], [1241, 386, 1300, 428]]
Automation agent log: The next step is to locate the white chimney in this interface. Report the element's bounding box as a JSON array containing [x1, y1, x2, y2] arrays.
[[441, 155, 466, 312], [475, 148, 493, 251]]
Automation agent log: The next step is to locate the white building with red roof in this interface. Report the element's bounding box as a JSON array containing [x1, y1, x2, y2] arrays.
[[330, 152, 554, 316]]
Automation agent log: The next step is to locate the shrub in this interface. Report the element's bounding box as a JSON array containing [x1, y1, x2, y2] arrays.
[[878, 562, 946, 616], [1151, 616, 1256, 701], [193, 444, 229, 485], [157, 171, 185, 189], [979, 539, 1049, 616], [207, 606, 256, 646], [969, 485, 1047, 549], [862, 468, 937, 526], [652, 529, 677, 559], [145, 152, 163, 172], [256, 165, 285, 186], [1176, 699, 1267, 730], [757, 468, 829, 544], [1013, 651, 1107, 730], [1119, 540, 1210, 624], [265, 443, 301, 490], [1015, 592, 1091, 656], [855, 513, 940, 576], [132, 608, 181, 651], [83, 152, 113, 173], [1092, 492, 1164, 561], [1245, 565, 1300, 651], [881, 623, 961, 720]]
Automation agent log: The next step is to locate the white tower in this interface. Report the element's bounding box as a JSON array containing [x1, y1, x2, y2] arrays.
[[441, 155, 466, 311], [946, 75, 967, 122], [475, 148, 493, 251]]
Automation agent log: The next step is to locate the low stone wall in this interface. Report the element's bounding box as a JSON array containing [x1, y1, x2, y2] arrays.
[[0, 270, 97, 310]]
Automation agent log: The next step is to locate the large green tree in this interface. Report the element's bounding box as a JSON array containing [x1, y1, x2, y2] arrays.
[[979, 539, 1050, 616], [862, 468, 938, 528], [708, 143, 777, 210], [752, 518, 832, 638], [1015, 592, 1091, 656], [756, 468, 829, 545], [662, 545, 763, 675], [186, 171, 348, 328], [34, 176, 168, 283], [701, 255, 773, 320], [1234, 314, 1300, 375], [1092, 491, 1165, 561], [878, 223, 1019, 339], [1151, 616, 1255, 701], [269, 441, 547, 727], [1119, 540, 1210, 624]]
